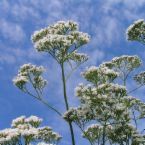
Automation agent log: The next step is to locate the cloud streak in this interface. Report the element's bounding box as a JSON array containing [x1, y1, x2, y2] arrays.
[[0, 19, 25, 43]]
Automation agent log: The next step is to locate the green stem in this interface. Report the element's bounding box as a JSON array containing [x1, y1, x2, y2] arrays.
[[61, 62, 76, 145], [128, 84, 143, 94], [132, 110, 138, 129], [23, 88, 62, 116], [61, 63, 69, 110], [26, 73, 62, 116], [39, 98, 62, 116], [66, 63, 81, 81], [102, 123, 106, 145]]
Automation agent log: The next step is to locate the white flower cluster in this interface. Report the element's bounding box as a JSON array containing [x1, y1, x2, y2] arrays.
[[134, 71, 145, 85], [132, 133, 145, 144], [12, 115, 42, 128], [82, 124, 103, 142], [100, 55, 142, 78], [32, 21, 79, 42], [83, 122, 145, 144], [31, 20, 90, 63], [75, 83, 127, 105], [97, 83, 127, 96], [0, 116, 61, 145], [126, 19, 145, 42], [123, 96, 145, 119], [0, 128, 19, 145], [13, 63, 47, 91], [81, 66, 118, 85], [75, 85, 128, 122], [63, 107, 93, 128], [34, 35, 74, 52], [107, 124, 137, 143], [83, 123, 113, 141], [75, 83, 93, 98], [11, 115, 26, 127], [36, 126, 61, 144], [69, 50, 89, 63]]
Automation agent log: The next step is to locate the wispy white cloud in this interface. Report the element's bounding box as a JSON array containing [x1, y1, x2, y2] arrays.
[[0, 19, 25, 43], [0, 0, 9, 13], [11, 4, 40, 21], [0, 45, 44, 68], [91, 16, 121, 47], [102, 0, 145, 20]]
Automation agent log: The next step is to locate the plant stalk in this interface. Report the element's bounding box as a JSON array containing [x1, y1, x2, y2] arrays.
[[61, 62, 76, 145]]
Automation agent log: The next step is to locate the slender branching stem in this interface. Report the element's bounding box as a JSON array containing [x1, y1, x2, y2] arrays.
[[25, 73, 62, 116], [61, 63, 70, 110], [128, 84, 144, 94], [39, 97, 62, 116], [60, 62, 76, 145], [23, 88, 62, 116], [102, 122, 106, 145], [132, 110, 138, 129], [66, 63, 81, 81]]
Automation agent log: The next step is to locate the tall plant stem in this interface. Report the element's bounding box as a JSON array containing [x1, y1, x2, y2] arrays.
[[102, 122, 106, 145], [61, 62, 76, 145]]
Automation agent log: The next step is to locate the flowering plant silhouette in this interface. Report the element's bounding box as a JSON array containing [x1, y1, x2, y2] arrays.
[[1, 20, 145, 145]]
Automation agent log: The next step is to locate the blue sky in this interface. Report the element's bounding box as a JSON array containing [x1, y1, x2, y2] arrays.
[[1, 0, 145, 144]]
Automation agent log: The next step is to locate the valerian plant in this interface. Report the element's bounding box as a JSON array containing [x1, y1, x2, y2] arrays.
[[7, 19, 145, 145], [13, 20, 90, 145], [0, 115, 61, 145]]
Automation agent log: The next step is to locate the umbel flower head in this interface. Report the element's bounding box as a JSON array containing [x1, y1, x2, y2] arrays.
[[31, 20, 90, 63], [0, 116, 61, 145], [81, 66, 118, 85], [126, 19, 145, 43], [100, 55, 142, 82], [75, 83, 127, 105], [12, 115, 42, 128], [63, 106, 94, 129], [134, 71, 145, 85], [82, 124, 103, 142], [13, 63, 47, 91], [69, 50, 89, 63], [101, 55, 141, 72]]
